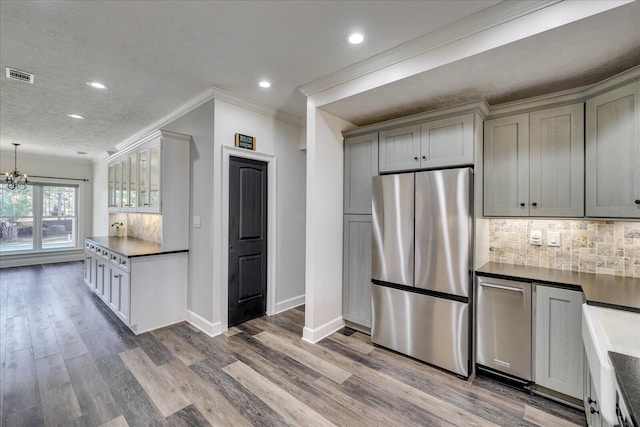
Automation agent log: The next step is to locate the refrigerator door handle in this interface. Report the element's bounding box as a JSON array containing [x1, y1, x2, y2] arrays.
[[479, 282, 525, 293]]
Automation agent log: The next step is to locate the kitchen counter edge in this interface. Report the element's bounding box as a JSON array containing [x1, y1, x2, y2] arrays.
[[476, 262, 640, 313], [85, 236, 188, 258], [608, 351, 640, 427]]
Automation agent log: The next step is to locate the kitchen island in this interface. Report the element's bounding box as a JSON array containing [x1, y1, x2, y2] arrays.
[[84, 236, 188, 334]]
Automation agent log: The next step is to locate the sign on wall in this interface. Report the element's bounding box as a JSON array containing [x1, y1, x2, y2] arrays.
[[235, 133, 256, 151]]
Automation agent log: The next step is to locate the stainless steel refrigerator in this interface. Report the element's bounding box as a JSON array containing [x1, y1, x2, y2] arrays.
[[371, 167, 472, 377]]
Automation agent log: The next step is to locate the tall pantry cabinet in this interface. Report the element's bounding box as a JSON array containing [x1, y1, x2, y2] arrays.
[[342, 133, 378, 328]]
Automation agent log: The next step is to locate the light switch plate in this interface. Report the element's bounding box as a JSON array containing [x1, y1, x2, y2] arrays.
[[548, 231, 560, 247], [193, 216, 201, 228], [530, 230, 542, 246]]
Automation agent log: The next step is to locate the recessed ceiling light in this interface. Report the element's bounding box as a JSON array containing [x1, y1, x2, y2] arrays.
[[258, 81, 271, 88], [67, 114, 85, 119], [86, 81, 108, 89], [348, 33, 364, 45]]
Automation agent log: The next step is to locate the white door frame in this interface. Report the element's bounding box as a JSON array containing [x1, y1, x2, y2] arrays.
[[220, 145, 277, 333]]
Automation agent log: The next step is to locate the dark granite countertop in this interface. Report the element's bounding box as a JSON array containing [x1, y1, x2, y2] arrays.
[[476, 262, 640, 313], [609, 351, 640, 427], [85, 236, 187, 258]]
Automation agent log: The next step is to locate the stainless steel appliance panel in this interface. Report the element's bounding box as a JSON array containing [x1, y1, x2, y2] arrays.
[[414, 168, 472, 297], [476, 276, 532, 381], [371, 174, 415, 287], [371, 284, 469, 377]]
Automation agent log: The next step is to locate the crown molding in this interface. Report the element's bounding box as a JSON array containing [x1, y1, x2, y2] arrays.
[[299, 0, 560, 97], [209, 86, 304, 127], [300, 0, 633, 108], [115, 86, 304, 152], [116, 87, 217, 151], [487, 65, 640, 118], [342, 99, 489, 137]]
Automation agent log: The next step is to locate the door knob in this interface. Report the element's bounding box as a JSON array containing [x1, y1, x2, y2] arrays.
[[635, 199, 640, 204], [531, 202, 538, 207], [588, 397, 597, 404], [590, 407, 600, 415], [413, 156, 419, 161], [422, 155, 427, 160], [520, 203, 526, 207]]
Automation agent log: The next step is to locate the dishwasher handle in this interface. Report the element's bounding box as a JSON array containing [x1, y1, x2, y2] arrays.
[[479, 282, 525, 293]]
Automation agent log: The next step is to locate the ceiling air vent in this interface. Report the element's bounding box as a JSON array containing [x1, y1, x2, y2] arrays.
[[5, 67, 34, 84]]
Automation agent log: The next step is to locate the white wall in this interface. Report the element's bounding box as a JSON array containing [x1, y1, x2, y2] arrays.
[[213, 98, 306, 324], [162, 100, 216, 322], [0, 151, 93, 267], [92, 156, 109, 237], [161, 97, 305, 334], [303, 107, 354, 343]]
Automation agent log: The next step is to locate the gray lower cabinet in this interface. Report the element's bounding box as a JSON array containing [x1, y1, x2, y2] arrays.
[[584, 358, 613, 427], [343, 215, 372, 328], [344, 133, 378, 214], [534, 284, 584, 400], [586, 80, 640, 218]]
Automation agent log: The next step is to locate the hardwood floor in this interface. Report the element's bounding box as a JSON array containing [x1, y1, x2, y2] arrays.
[[0, 262, 587, 426]]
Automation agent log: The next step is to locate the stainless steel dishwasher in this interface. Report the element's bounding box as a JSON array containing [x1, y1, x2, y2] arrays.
[[476, 276, 532, 382]]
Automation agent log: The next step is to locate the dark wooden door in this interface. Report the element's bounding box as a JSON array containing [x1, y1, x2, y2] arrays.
[[228, 156, 268, 326]]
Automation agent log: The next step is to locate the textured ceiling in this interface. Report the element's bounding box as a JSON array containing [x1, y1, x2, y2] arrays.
[[321, 1, 640, 125], [0, 0, 500, 159]]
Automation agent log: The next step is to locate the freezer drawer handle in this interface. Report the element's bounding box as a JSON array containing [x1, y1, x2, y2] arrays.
[[493, 358, 511, 368], [479, 283, 524, 293]]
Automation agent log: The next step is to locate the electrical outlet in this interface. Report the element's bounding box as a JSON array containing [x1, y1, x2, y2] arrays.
[[530, 230, 542, 246], [548, 231, 560, 247]]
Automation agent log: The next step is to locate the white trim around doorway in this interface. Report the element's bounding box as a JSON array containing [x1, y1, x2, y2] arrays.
[[220, 145, 277, 333]]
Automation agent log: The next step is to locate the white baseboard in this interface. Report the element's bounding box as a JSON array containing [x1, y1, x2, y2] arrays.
[[0, 250, 83, 268], [186, 310, 221, 337], [275, 294, 305, 314], [302, 316, 344, 344]]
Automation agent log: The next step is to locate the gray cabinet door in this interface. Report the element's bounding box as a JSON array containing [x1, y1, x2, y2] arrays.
[[343, 215, 372, 328], [420, 113, 474, 169], [344, 133, 378, 214], [378, 125, 421, 172], [529, 104, 584, 217], [484, 113, 530, 216], [534, 285, 584, 400], [586, 81, 640, 218]]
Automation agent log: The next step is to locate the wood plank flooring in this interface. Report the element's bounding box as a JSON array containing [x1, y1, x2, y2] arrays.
[[0, 262, 587, 426]]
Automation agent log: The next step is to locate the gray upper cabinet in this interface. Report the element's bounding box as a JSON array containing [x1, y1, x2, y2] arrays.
[[484, 104, 584, 217], [529, 104, 584, 217], [420, 113, 474, 169], [484, 113, 530, 216], [379, 114, 476, 173], [378, 125, 421, 172], [343, 215, 372, 328], [586, 80, 640, 218], [344, 133, 378, 214], [534, 285, 584, 400]]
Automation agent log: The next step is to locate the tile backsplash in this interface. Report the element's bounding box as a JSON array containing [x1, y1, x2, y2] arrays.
[[489, 219, 640, 278], [108, 213, 162, 244]]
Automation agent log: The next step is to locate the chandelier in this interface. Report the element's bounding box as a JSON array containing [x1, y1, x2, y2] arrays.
[[5, 143, 28, 190]]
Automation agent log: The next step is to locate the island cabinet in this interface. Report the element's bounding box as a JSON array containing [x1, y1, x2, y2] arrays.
[[484, 103, 584, 217], [378, 113, 475, 173], [84, 238, 187, 334], [534, 284, 585, 401], [586, 80, 640, 219]]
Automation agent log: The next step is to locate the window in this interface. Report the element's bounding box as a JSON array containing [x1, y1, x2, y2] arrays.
[[0, 183, 78, 253]]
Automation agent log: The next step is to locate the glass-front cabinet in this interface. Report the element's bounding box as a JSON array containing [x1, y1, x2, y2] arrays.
[[108, 135, 162, 213], [108, 163, 115, 209]]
